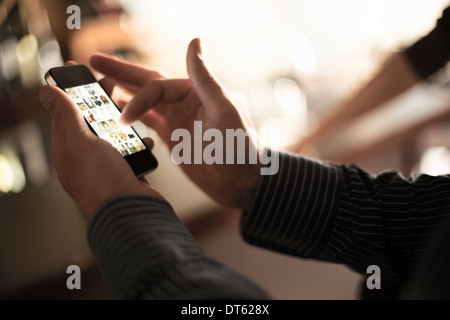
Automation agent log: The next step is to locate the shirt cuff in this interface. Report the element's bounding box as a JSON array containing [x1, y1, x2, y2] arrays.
[[240, 152, 344, 259]]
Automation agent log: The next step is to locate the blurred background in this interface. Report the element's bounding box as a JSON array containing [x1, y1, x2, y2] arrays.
[[0, 0, 449, 299]]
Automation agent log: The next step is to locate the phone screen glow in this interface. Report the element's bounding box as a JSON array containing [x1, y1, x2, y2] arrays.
[[65, 82, 147, 156]]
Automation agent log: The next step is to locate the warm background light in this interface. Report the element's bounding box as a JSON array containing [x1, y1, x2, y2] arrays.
[[120, 0, 449, 142]]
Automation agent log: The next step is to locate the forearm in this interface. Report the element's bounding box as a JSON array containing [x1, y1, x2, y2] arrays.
[[88, 194, 270, 299], [241, 151, 450, 282]]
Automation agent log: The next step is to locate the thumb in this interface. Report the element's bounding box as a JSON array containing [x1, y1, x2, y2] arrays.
[[39, 85, 90, 136], [142, 137, 155, 150], [186, 38, 234, 116]]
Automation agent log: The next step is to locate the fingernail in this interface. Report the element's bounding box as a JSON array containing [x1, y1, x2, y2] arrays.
[[39, 87, 53, 109], [118, 115, 130, 126], [197, 38, 203, 54]]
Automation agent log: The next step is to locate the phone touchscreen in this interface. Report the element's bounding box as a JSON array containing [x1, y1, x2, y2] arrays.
[[65, 82, 147, 157]]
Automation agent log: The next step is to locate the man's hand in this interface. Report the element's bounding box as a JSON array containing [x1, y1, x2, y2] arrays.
[[90, 38, 262, 210], [39, 84, 163, 221]]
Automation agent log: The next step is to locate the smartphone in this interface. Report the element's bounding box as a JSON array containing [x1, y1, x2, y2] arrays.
[[45, 64, 158, 177]]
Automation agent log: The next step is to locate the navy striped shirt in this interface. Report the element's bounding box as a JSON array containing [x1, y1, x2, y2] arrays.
[[241, 152, 450, 283]]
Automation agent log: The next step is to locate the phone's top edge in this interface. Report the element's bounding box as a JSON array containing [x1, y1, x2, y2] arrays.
[[44, 71, 57, 86], [44, 64, 96, 88], [47, 64, 89, 71]]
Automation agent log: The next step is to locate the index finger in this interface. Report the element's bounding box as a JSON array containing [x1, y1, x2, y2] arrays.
[[120, 78, 192, 125], [90, 53, 165, 89]]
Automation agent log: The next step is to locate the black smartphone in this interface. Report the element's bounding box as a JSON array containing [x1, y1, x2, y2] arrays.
[[45, 64, 158, 177]]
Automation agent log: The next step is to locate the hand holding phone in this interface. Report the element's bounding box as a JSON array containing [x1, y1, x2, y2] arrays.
[[45, 64, 158, 177], [40, 65, 163, 220]]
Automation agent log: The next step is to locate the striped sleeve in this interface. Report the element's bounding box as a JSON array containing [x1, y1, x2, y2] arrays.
[[241, 152, 343, 257], [241, 151, 450, 282], [87, 195, 270, 300]]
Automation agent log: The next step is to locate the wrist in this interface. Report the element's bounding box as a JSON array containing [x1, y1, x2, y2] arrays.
[[236, 147, 280, 210], [79, 180, 164, 221], [236, 163, 262, 210]]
